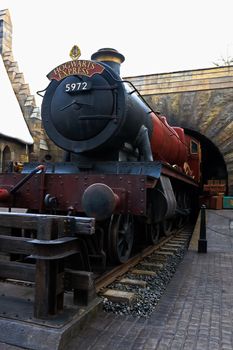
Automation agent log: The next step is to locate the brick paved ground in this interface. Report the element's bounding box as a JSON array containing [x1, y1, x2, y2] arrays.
[[65, 210, 233, 350], [1, 209, 233, 350]]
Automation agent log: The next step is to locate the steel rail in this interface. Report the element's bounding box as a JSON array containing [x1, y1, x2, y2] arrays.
[[95, 227, 190, 292]]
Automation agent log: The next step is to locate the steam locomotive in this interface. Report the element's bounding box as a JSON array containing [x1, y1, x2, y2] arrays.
[[0, 47, 201, 267]]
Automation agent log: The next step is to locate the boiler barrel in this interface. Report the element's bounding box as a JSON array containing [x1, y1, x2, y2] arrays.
[[149, 113, 188, 166]]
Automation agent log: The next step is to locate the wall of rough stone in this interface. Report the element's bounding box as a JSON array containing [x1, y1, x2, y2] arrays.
[[0, 137, 30, 172]]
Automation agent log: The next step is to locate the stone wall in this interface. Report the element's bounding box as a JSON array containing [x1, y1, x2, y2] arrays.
[[0, 137, 29, 172]]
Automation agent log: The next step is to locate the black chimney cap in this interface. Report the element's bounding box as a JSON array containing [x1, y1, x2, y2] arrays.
[[91, 48, 125, 64]]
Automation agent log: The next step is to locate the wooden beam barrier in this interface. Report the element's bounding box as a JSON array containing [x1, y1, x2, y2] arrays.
[[0, 212, 95, 235], [0, 235, 31, 255], [65, 269, 96, 306], [0, 212, 95, 319], [0, 261, 35, 281]]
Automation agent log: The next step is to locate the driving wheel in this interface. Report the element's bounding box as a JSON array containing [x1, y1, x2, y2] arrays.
[[148, 223, 160, 244], [162, 219, 173, 237], [108, 214, 134, 264]]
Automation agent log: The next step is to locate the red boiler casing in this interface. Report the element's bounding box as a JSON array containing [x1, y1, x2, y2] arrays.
[[150, 113, 188, 166]]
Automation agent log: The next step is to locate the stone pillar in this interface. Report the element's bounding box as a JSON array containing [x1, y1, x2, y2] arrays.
[[0, 9, 12, 54]]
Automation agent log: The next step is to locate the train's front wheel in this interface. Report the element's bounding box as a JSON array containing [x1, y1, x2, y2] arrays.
[[161, 219, 173, 236], [108, 214, 134, 264], [148, 223, 160, 244]]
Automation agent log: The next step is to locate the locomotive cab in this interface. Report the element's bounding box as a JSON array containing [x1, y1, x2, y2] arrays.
[[184, 135, 202, 182]]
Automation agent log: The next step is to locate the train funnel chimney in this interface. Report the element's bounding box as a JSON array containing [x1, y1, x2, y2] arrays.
[[91, 48, 125, 75]]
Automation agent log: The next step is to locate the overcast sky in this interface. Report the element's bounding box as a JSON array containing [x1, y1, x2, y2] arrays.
[[1, 0, 233, 106]]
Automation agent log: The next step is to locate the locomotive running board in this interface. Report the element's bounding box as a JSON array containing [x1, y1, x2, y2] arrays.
[[22, 160, 162, 179], [22, 161, 197, 187], [161, 163, 199, 187]]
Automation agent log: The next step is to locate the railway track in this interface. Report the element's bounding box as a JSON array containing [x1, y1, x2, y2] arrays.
[[96, 224, 193, 317]]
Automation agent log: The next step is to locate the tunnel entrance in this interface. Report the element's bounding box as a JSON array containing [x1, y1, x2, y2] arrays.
[[184, 129, 228, 194]]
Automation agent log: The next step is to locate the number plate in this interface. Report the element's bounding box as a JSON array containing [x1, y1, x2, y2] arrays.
[[65, 81, 92, 93]]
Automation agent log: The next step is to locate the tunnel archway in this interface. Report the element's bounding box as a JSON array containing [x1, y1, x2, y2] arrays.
[[185, 128, 228, 193]]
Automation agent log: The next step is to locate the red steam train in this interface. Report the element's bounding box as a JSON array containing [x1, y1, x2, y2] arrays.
[[0, 47, 201, 267]]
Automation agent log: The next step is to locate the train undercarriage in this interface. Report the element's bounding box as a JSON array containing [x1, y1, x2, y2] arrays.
[[0, 161, 199, 271]]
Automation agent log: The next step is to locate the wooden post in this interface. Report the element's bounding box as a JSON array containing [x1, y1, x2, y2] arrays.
[[34, 218, 65, 318]]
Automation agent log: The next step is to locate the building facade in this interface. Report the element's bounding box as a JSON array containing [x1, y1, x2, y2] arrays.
[[0, 9, 60, 171]]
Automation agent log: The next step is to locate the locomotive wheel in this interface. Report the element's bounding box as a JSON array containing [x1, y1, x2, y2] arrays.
[[176, 191, 189, 228], [177, 215, 184, 229], [162, 219, 173, 236], [149, 223, 160, 244], [182, 192, 190, 224], [108, 214, 134, 264], [176, 191, 183, 227], [183, 192, 190, 208]]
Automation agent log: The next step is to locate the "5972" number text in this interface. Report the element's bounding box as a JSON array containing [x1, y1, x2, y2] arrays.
[[65, 82, 89, 92]]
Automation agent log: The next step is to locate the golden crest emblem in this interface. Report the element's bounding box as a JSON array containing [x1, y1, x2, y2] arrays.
[[69, 45, 81, 60]]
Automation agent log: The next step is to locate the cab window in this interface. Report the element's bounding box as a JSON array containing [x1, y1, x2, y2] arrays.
[[190, 140, 198, 154]]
